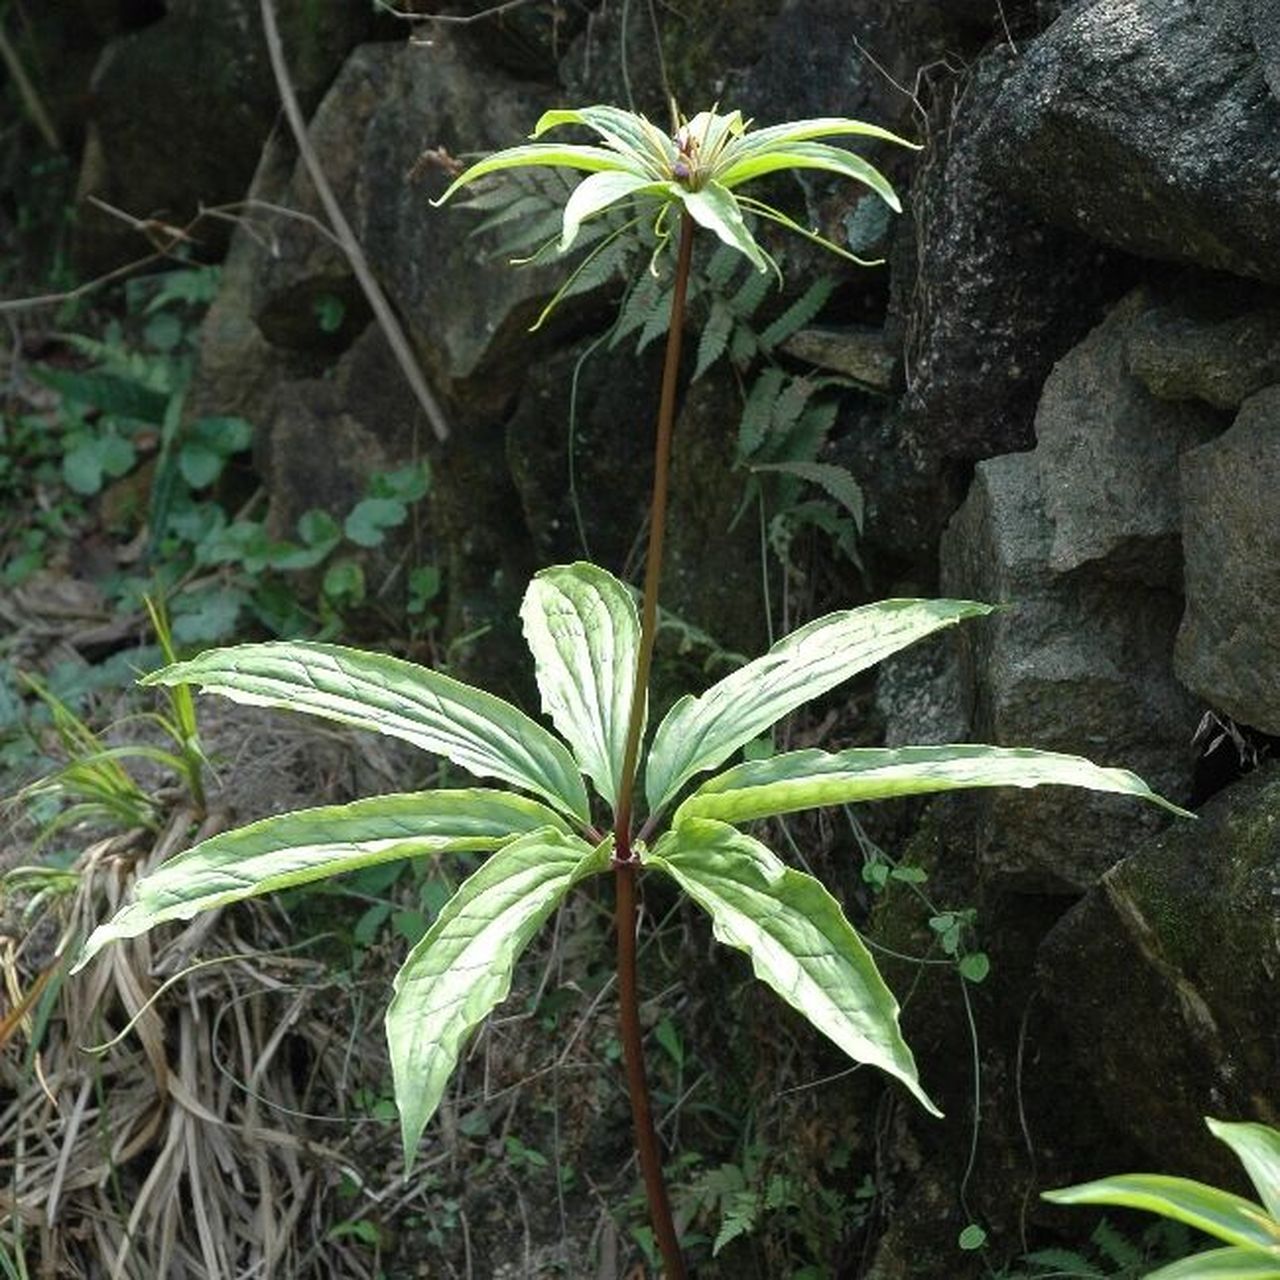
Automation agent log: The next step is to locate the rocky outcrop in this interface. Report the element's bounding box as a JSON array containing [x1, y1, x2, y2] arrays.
[[1175, 391, 1280, 735], [941, 451, 1197, 892], [1038, 764, 1280, 1186], [981, 0, 1280, 283], [1033, 292, 1221, 588], [72, 0, 370, 272]]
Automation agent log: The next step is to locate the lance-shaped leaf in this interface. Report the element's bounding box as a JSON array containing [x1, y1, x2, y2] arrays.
[[718, 116, 920, 168], [718, 142, 901, 210], [387, 828, 610, 1167], [675, 744, 1192, 827], [520, 563, 641, 813], [681, 182, 769, 273], [1208, 1119, 1280, 1222], [73, 790, 565, 972], [558, 172, 670, 251], [1043, 1176, 1280, 1252], [644, 599, 993, 815], [1145, 1247, 1280, 1279], [432, 143, 647, 206], [533, 106, 676, 177], [647, 819, 938, 1116], [143, 642, 590, 822]]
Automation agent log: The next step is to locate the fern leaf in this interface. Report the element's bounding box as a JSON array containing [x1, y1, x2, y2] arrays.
[[1022, 1246, 1105, 1277], [729, 267, 771, 321], [759, 276, 837, 351], [693, 298, 734, 380], [612, 273, 662, 346], [471, 193, 553, 236], [751, 460, 864, 529], [706, 243, 743, 290], [560, 234, 632, 300], [1091, 1220, 1142, 1270], [637, 283, 675, 352], [738, 366, 786, 459], [729, 323, 758, 368]]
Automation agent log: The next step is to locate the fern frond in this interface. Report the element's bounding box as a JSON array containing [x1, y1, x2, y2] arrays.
[[738, 366, 786, 459], [693, 298, 735, 380], [759, 276, 837, 351]]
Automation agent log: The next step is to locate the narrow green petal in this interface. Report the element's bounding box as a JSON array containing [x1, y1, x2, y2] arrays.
[[431, 143, 646, 207]]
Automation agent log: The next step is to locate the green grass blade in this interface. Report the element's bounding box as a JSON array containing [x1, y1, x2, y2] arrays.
[[676, 744, 1192, 827], [647, 819, 938, 1115], [1208, 1120, 1280, 1222], [73, 789, 569, 971], [1043, 1176, 1280, 1252], [644, 599, 994, 815], [387, 828, 609, 1168], [142, 641, 590, 822], [520, 563, 641, 813]]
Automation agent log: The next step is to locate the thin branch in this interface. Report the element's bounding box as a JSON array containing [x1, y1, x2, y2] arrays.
[[0, 15, 60, 151], [258, 0, 450, 442]]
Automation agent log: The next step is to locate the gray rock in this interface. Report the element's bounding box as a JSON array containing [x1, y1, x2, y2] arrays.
[[1175, 391, 1280, 734], [72, 0, 369, 273], [1126, 283, 1280, 411], [982, 0, 1280, 283], [941, 452, 1197, 892], [874, 636, 969, 748], [1038, 764, 1280, 1185], [1034, 292, 1221, 587], [896, 53, 1131, 462], [1251, 0, 1280, 102], [779, 326, 898, 391]]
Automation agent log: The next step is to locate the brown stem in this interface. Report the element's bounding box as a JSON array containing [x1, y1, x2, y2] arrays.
[[614, 211, 696, 844], [609, 211, 696, 1280]]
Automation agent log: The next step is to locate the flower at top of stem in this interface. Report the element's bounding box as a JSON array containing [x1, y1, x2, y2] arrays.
[[432, 102, 919, 280]]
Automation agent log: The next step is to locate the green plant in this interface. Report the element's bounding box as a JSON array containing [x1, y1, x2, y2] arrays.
[[73, 103, 1187, 1279], [1043, 1118, 1280, 1279]]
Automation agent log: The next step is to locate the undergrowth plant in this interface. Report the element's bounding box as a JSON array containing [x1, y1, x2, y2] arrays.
[[74, 103, 1188, 1277], [1043, 1118, 1280, 1279]]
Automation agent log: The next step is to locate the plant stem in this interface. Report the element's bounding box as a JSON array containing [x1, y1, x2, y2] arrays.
[[614, 211, 696, 844], [611, 211, 696, 1280]]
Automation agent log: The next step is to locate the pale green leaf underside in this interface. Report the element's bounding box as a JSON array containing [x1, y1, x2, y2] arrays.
[[559, 172, 668, 250], [721, 116, 920, 167], [675, 744, 1191, 827], [432, 143, 646, 205], [533, 106, 676, 177], [387, 829, 609, 1167], [73, 789, 565, 971], [1043, 1176, 1280, 1252], [644, 598, 994, 815], [520, 563, 642, 813], [1208, 1120, 1280, 1222], [648, 819, 939, 1116], [1145, 1247, 1280, 1279], [143, 642, 590, 823]]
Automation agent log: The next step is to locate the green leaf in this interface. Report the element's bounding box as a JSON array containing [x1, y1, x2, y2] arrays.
[[323, 558, 365, 605], [1144, 1247, 1280, 1279], [433, 144, 648, 206], [532, 106, 676, 177], [645, 599, 994, 815], [178, 443, 224, 488], [559, 171, 666, 251], [1208, 1120, 1280, 1221], [958, 1224, 988, 1251], [959, 952, 990, 984], [648, 820, 938, 1115], [33, 366, 170, 422], [718, 142, 902, 212], [752, 460, 864, 529], [520, 563, 641, 813], [680, 182, 769, 273], [387, 829, 609, 1167], [73, 789, 566, 970], [738, 366, 786, 458], [1042, 1177, 1280, 1252], [720, 116, 919, 168], [345, 497, 407, 547], [142, 641, 591, 822], [758, 277, 837, 351], [675, 744, 1192, 826]]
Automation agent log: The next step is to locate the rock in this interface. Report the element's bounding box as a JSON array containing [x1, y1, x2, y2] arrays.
[[981, 0, 1280, 284], [1175, 392, 1280, 734], [779, 326, 898, 391], [896, 53, 1133, 462], [874, 635, 968, 748], [1126, 280, 1280, 411], [1037, 764, 1280, 1186], [1034, 291, 1222, 588], [73, 0, 370, 272], [1251, 0, 1280, 102], [941, 451, 1197, 892]]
